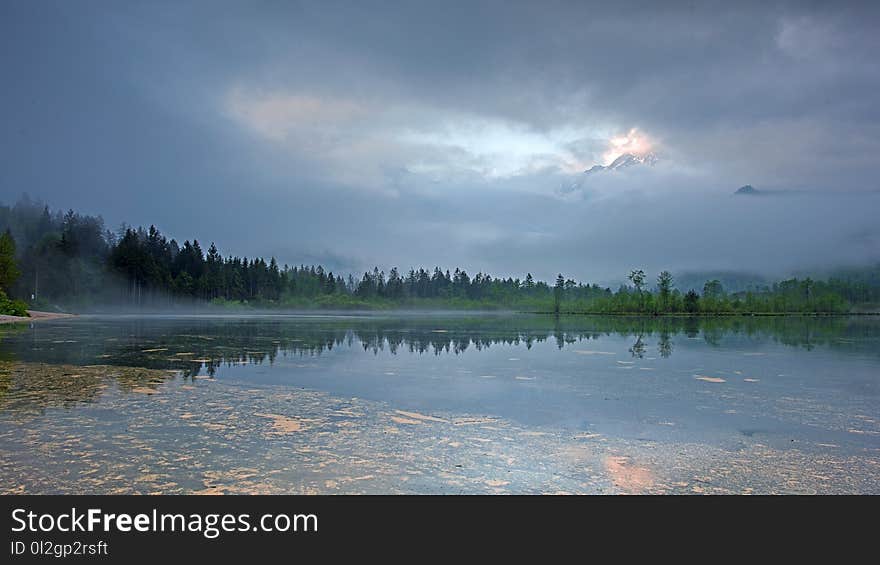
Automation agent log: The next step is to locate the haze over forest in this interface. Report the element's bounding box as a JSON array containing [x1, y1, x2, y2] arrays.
[[2, 1, 880, 284]]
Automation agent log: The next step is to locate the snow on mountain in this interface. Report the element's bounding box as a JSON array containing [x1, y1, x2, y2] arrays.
[[595, 152, 659, 173], [561, 152, 658, 193]]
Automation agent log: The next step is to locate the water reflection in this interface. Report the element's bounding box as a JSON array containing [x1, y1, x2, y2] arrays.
[[1, 315, 877, 380], [0, 314, 878, 494]]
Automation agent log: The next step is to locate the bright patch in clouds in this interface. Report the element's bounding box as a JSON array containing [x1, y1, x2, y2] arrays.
[[602, 128, 655, 165], [224, 86, 661, 190], [398, 121, 597, 177]]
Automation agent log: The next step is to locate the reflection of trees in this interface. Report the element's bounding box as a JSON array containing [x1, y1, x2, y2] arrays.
[[657, 332, 673, 358], [629, 335, 646, 358], [683, 317, 700, 338], [703, 326, 722, 347], [0, 315, 877, 372]]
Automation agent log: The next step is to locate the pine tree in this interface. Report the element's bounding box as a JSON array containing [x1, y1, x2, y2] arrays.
[[0, 230, 21, 291], [554, 273, 565, 314]]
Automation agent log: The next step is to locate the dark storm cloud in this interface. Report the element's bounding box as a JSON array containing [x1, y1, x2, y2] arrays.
[[1, 1, 878, 281]]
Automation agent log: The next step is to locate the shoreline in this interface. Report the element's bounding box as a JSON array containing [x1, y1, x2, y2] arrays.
[[0, 310, 77, 324], [523, 311, 880, 317], [9, 309, 878, 319]]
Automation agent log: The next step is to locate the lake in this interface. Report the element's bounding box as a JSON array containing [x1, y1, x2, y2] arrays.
[[1, 313, 878, 494]]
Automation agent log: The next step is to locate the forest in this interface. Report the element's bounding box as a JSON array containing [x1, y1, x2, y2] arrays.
[[1, 195, 878, 315]]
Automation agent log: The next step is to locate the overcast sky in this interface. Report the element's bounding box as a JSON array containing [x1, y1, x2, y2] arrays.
[[2, 1, 879, 282]]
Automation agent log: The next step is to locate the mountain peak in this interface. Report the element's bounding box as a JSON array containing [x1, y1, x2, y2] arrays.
[[584, 152, 658, 176], [560, 152, 659, 194], [606, 152, 658, 171], [735, 185, 760, 195]]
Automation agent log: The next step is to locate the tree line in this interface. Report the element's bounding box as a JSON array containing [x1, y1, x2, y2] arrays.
[[573, 269, 851, 315], [1, 195, 877, 314]]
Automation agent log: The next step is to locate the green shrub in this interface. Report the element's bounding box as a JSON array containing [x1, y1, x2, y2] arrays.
[[0, 290, 29, 317]]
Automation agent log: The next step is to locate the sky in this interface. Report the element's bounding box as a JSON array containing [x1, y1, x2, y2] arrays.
[[2, 0, 879, 283]]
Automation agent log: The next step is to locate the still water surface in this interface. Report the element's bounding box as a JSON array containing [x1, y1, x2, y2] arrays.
[[1, 314, 877, 494]]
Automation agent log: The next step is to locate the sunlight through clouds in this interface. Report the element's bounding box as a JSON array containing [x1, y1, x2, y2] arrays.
[[223, 85, 643, 188], [14, 1, 877, 280], [602, 128, 656, 165]]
